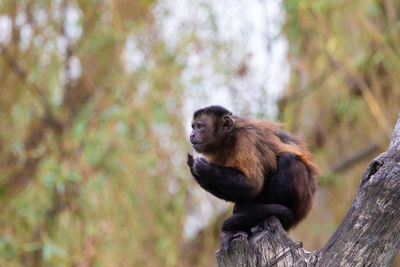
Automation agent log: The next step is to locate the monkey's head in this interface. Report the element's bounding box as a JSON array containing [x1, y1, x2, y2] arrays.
[[190, 106, 234, 153]]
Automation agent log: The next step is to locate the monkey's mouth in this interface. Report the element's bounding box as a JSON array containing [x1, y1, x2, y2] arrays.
[[192, 143, 203, 151]]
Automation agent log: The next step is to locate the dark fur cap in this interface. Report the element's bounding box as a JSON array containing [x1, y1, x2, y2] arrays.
[[193, 105, 233, 119]]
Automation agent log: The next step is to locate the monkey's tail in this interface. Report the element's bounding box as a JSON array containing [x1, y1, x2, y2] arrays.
[[221, 204, 294, 232]]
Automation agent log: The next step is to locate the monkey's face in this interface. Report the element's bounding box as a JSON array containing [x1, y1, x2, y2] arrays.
[[190, 118, 213, 153], [190, 114, 233, 153]]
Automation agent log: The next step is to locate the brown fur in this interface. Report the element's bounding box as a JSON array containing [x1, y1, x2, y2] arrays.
[[202, 115, 319, 198]]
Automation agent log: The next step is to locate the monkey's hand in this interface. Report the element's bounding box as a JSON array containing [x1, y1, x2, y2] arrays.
[[187, 154, 211, 177], [187, 153, 194, 168], [187, 153, 198, 177]]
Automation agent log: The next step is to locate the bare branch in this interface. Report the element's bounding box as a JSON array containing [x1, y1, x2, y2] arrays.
[[0, 44, 53, 116], [330, 140, 382, 173]]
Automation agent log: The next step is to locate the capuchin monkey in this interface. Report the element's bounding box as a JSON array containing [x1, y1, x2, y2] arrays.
[[187, 105, 318, 251]]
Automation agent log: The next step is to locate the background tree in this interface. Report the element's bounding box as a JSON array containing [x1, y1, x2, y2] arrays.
[[0, 1, 188, 265]]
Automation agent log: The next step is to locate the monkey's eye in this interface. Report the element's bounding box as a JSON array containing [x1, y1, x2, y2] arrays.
[[192, 122, 203, 129], [197, 123, 206, 130]]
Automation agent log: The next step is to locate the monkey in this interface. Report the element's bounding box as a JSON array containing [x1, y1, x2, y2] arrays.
[[186, 105, 318, 251]]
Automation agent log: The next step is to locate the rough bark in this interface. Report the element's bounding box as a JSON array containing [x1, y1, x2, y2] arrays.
[[216, 113, 400, 267]]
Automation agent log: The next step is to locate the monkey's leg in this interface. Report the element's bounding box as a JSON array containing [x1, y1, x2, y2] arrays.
[[220, 204, 293, 251]]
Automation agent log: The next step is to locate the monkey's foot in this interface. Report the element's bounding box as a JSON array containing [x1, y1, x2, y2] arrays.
[[249, 219, 281, 245], [220, 231, 248, 252], [250, 225, 263, 234]]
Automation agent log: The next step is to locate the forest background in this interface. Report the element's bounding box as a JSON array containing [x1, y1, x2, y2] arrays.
[[0, 0, 399, 266]]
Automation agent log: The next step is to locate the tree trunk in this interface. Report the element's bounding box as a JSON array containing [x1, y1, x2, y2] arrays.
[[216, 113, 400, 267]]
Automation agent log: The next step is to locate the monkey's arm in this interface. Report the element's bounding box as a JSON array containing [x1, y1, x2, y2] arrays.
[[187, 154, 261, 202]]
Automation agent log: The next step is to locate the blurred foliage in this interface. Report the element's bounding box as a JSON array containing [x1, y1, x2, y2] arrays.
[[0, 0, 399, 266], [0, 0, 188, 266]]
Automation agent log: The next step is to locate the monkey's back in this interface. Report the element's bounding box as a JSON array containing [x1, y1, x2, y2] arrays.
[[233, 118, 318, 227]]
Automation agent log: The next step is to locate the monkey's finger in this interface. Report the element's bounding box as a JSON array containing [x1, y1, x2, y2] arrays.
[[199, 157, 209, 163], [187, 153, 194, 167], [220, 235, 230, 252]]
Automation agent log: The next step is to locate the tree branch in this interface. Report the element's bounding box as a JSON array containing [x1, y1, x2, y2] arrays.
[[216, 217, 318, 266], [216, 112, 400, 267], [329, 140, 382, 173]]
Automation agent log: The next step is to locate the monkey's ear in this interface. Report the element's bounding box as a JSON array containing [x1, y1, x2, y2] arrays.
[[222, 115, 234, 132]]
